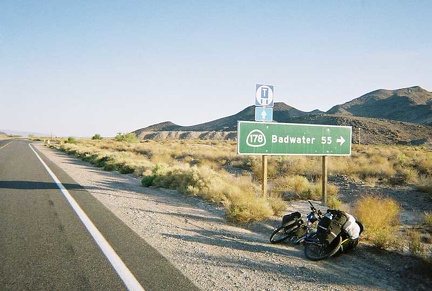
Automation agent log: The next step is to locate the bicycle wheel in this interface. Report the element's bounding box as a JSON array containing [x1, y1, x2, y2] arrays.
[[269, 225, 299, 244], [304, 234, 342, 261]]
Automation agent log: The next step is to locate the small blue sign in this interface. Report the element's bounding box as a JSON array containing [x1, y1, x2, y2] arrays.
[[255, 84, 274, 107], [255, 107, 273, 122]]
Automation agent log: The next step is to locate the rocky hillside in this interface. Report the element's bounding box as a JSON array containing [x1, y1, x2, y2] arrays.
[[133, 86, 432, 145], [327, 86, 432, 125]]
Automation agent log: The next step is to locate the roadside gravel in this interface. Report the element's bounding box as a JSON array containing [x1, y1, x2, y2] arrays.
[[35, 143, 431, 290]]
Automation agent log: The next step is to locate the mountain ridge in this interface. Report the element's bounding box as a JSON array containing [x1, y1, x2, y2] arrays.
[[327, 86, 432, 125], [133, 86, 432, 145]]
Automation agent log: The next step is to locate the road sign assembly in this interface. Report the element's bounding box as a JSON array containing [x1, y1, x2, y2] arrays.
[[238, 121, 352, 156]]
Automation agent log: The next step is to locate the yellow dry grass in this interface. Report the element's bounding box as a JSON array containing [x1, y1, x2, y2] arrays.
[[49, 138, 431, 230]]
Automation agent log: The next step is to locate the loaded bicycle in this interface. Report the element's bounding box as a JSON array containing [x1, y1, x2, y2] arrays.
[[270, 200, 363, 261], [304, 209, 363, 261]]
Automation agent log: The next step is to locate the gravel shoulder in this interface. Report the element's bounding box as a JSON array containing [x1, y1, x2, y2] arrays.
[[35, 143, 432, 290]]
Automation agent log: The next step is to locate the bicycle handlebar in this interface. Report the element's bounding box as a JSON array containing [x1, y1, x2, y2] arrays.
[[308, 200, 323, 217]]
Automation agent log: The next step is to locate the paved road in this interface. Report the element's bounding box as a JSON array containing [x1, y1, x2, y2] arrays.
[[0, 139, 198, 290]]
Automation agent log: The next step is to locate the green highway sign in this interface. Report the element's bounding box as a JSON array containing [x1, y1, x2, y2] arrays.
[[237, 121, 352, 156]]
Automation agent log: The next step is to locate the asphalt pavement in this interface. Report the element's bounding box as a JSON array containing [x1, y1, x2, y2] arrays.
[[0, 139, 198, 290]]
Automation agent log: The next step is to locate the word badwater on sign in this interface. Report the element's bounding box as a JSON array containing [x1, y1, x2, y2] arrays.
[[238, 121, 352, 156]]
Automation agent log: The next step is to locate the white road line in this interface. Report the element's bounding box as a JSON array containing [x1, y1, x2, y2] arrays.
[[29, 144, 145, 291], [0, 141, 13, 150]]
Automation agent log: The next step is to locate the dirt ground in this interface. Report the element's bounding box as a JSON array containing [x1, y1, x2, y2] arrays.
[[36, 144, 432, 290]]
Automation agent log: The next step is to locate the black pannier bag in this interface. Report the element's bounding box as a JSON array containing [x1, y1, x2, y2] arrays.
[[282, 211, 301, 228], [316, 210, 348, 244]]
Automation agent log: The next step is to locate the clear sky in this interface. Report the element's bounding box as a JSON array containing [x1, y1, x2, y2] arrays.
[[1, 1, 431, 137]]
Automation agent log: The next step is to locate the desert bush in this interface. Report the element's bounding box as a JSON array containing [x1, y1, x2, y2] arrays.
[[271, 175, 309, 199], [115, 133, 138, 143], [414, 152, 432, 176], [92, 134, 103, 140], [92, 154, 112, 168], [406, 229, 426, 256], [67, 137, 77, 144], [103, 161, 119, 171], [118, 163, 135, 174], [267, 197, 287, 216], [288, 175, 310, 196], [390, 168, 419, 185], [141, 162, 281, 222], [155, 166, 211, 197], [141, 175, 156, 187], [327, 196, 342, 209], [271, 174, 338, 202], [354, 195, 400, 249], [132, 162, 153, 177], [141, 163, 166, 187], [224, 188, 274, 223], [418, 175, 432, 196], [424, 212, 432, 227]]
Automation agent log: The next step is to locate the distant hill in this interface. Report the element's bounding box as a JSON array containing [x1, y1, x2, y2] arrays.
[[133, 86, 432, 145], [327, 86, 432, 125], [135, 102, 312, 133]]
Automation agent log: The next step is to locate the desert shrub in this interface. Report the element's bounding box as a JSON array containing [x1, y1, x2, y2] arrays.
[[132, 163, 153, 177], [395, 153, 409, 168], [424, 212, 432, 227], [93, 154, 112, 167], [151, 165, 219, 200], [355, 156, 395, 180], [115, 133, 138, 143], [229, 156, 252, 171], [267, 197, 287, 216], [327, 196, 342, 209], [270, 175, 339, 202], [92, 134, 103, 140], [119, 163, 135, 174], [103, 161, 119, 171], [289, 175, 310, 195], [300, 183, 321, 200], [142, 162, 281, 222], [418, 175, 432, 196], [302, 182, 339, 202], [61, 144, 79, 155], [141, 175, 156, 187], [81, 153, 99, 163], [141, 164, 166, 187], [67, 137, 77, 144], [406, 229, 426, 256], [133, 145, 153, 159], [390, 168, 419, 185], [354, 195, 400, 249], [224, 193, 274, 223], [414, 152, 432, 176], [271, 175, 309, 199]]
